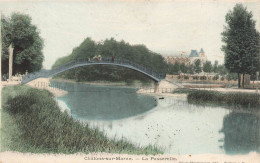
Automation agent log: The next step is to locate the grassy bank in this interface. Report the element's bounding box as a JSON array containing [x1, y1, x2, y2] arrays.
[[1, 85, 162, 155], [172, 88, 196, 94], [187, 90, 260, 109]]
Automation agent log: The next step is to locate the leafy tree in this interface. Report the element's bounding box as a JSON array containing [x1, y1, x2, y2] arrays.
[[187, 64, 194, 74], [71, 37, 97, 60], [167, 62, 180, 75], [221, 4, 260, 88], [1, 13, 44, 75], [217, 65, 228, 75], [226, 73, 238, 81], [203, 61, 212, 74], [180, 63, 188, 74], [194, 59, 202, 74], [213, 60, 218, 73], [52, 38, 168, 82]]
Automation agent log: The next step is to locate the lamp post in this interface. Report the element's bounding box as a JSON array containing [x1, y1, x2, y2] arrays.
[[8, 44, 14, 80]]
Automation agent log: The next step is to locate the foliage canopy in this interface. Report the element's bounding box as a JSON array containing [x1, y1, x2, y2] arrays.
[[221, 4, 260, 87], [52, 38, 168, 82], [1, 13, 44, 75]]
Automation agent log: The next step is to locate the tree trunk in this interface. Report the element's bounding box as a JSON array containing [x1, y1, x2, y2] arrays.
[[238, 73, 241, 88], [242, 73, 245, 88]]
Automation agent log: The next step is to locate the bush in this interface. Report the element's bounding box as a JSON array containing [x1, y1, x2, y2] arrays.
[[200, 76, 207, 80], [184, 75, 189, 80], [221, 76, 225, 81], [226, 73, 238, 81], [172, 88, 195, 94], [187, 90, 260, 109], [213, 75, 219, 80], [193, 76, 199, 80]]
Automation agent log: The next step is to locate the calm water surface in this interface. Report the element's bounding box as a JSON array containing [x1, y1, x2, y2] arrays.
[[51, 80, 260, 155]]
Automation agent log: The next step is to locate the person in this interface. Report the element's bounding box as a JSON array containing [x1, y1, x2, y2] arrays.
[[111, 54, 114, 62], [98, 55, 101, 61]]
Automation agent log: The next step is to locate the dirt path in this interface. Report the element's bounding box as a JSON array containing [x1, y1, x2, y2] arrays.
[[193, 87, 260, 94], [26, 78, 68, 97]]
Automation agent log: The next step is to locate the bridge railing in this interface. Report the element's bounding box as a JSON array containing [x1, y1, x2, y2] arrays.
[[22, 58, 166, 84]]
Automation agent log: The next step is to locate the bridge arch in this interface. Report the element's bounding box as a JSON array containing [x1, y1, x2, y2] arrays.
[[21, 58, 166, 84]]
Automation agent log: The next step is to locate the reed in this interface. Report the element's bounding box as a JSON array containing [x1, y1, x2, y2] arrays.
[[187, 90, 260, 109], [2, 85, 162, 154], [172, 88, 196, 94]]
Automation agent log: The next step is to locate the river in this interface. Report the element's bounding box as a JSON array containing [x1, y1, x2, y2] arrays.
[[51, 80, 260, 155]]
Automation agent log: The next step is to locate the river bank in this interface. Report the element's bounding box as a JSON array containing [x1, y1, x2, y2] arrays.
[[1, 85, 162, 155], [25, 78, 68, 97]]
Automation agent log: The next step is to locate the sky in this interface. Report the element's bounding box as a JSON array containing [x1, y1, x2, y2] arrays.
[[0, 0, 259, 69]]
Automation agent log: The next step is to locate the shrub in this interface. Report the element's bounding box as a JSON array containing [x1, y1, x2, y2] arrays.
[[193, 76, 199, 80], [172, 88, 195, 94], [187, 90, 260, 109], [226, 73, 238, 81], [213, 75, 219, 80], [184, 75, 189, 80], [200, 76, 207, 80]]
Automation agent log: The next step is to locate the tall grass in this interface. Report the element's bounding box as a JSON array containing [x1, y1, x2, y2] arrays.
[[1, 85, 162, 154], [172, 88, 196, 94], [187, 90, 260, 109]]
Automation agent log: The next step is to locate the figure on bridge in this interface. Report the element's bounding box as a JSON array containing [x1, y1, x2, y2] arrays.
[[111, 54, 115, 62], [98, 55, 101, 61]]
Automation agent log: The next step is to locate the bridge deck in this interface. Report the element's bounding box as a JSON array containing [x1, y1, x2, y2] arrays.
[[21, 58, 166, 84]]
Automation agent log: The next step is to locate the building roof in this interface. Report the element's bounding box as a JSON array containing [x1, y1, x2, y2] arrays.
[[199, 48, 205, 53], [189, 50, 199, 57]]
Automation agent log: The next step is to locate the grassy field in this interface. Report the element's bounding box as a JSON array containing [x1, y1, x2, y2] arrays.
[[187, 90, 260, 109], [1, 85, 162, 155]]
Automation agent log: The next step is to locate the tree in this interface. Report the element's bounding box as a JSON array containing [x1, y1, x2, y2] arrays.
[[180, 63, 188, 74], [194, 59, 202, 74], [1, 13, 44, 75], [217, 65, 228, 75], [52, 37, 169, 82], [167, 62, 180, 75], [221, 4, 260, 88], [187, 64, 194, 74], [203, 61, 212, 74], [213, 60, 218, 73]]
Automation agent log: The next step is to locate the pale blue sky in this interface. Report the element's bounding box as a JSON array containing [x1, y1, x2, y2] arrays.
[[0, 0, 259, 69]]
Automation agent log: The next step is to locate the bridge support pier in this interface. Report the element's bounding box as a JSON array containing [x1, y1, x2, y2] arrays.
[[154, 82, 159, 93]]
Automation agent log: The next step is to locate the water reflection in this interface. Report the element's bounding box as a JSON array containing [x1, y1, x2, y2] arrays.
[[52, 81, 157, 120], [52, 80, 260, 154], [220, 112, 260, 154]]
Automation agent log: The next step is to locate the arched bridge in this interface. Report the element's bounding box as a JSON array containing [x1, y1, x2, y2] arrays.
[[21, 58, 166, 84]]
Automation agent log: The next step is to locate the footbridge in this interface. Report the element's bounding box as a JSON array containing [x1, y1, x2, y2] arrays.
[[21, 58, 167, 85]]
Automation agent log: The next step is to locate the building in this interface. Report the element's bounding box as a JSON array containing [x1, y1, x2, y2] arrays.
[[189, 48, 207, 64], [164, 48, 207, 65]]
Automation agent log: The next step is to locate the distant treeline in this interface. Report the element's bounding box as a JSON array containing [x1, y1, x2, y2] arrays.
[[52, 38, 168, 82], [52, 37, 246, 83]]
